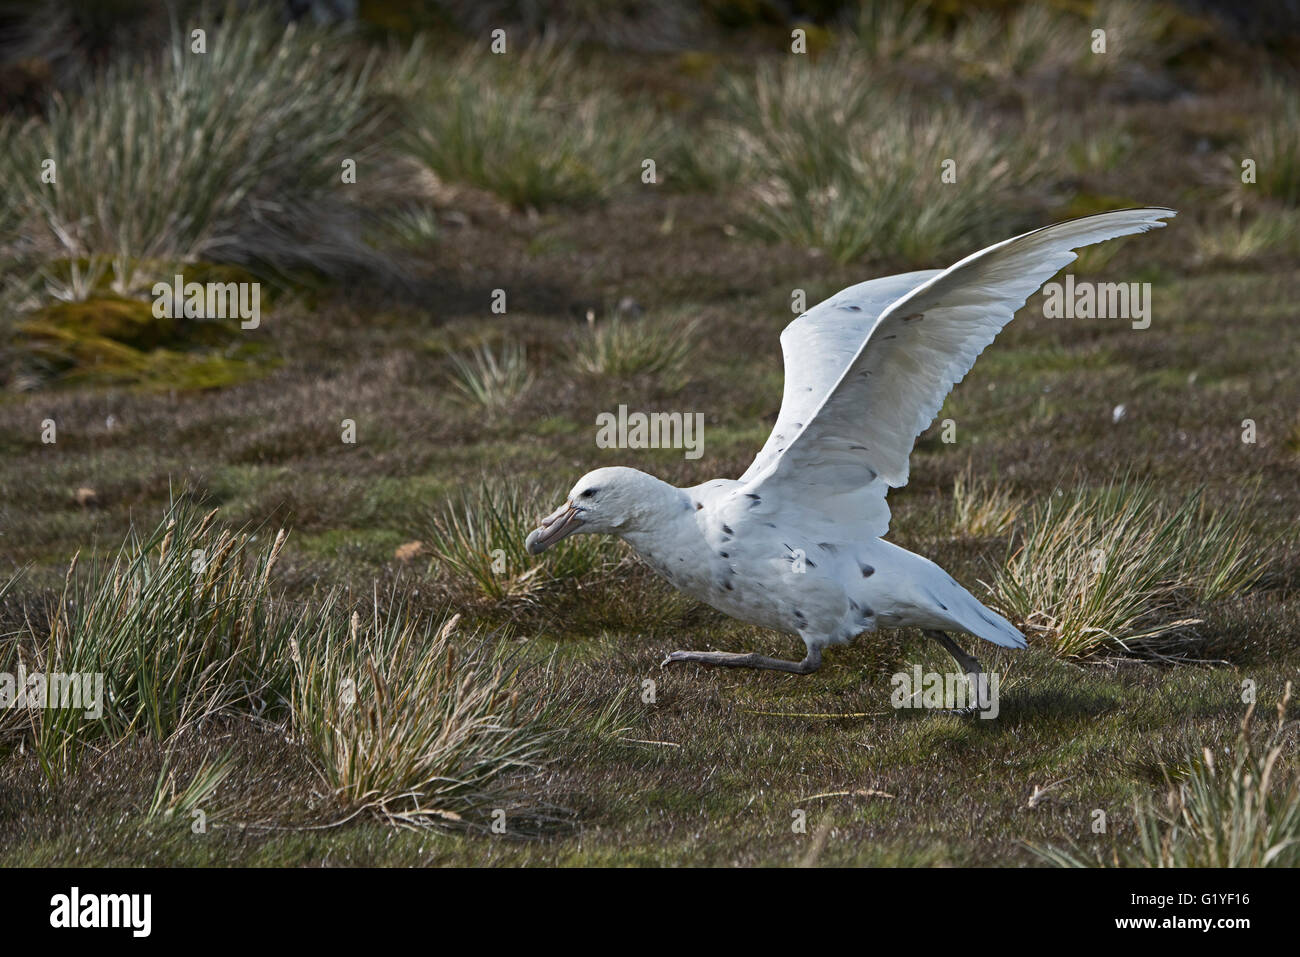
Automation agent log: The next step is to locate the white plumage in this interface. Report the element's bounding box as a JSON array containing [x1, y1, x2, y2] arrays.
[[526, 208, 1175, 684]]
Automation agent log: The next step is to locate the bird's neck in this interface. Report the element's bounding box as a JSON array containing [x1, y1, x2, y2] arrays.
[[615, 479, 696, 553]]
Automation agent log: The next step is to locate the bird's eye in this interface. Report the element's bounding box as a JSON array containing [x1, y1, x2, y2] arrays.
[[580, 488, 598, 499]]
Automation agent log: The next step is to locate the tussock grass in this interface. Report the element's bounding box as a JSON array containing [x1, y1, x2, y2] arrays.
[[1192, 209, 1300, 264], [381, 203, 440, 249], [948, 0, 1179, 85], [1039, 686, 1300, 867], [992, 477, 1264, 658], [951, 467, 1021, 538], [402, 42, 659, 209], [722, 54, 1036, 263], [423, 481, 621, 603], [574, 313, 697, 382], [852, 0, 934, 64], [292, 605, 545, 827], [1249, 79, 1300, 206], [0, 502, 556, 826], [0, 12, 381, 281], [951, 3, 1083, 83], [7, 505, 303, 781], [447, 341, 533, 411]]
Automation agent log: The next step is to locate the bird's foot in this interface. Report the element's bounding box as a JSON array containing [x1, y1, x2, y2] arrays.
[[957, 668, 990, 713]]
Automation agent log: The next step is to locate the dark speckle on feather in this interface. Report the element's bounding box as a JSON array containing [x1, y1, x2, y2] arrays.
[[721, 524, 732, 535], [695, 502, 703, 510], [860, 563, 875, 577]]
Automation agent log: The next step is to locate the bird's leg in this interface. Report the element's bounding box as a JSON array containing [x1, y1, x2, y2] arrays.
[[923, 629, 987, 712], [662, 646, 822, 675]]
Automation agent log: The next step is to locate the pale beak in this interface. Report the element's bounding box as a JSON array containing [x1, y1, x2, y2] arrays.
[[526, 501, 584, 554]]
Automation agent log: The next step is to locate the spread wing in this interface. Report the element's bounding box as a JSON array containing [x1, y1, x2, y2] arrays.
[[740, 208, 1176, 537]]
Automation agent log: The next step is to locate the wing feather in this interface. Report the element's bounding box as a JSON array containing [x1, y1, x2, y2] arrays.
[[740, 208, 1176, 534]]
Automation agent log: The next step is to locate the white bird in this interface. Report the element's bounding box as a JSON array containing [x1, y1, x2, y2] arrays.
[[526, 209, 1175, 692]]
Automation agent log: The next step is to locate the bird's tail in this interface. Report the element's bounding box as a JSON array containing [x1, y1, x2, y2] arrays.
[[925, 571, 1026, 649], [960, 597, 1026, 649]]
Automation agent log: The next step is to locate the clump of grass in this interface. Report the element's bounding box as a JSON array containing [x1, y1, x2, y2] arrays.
[[291, 604, 545, 826], [722, 54, 1036, 263], [12, 504, 304, 781], [0, 11, 381, 280], [948, 0, 1178, 86], [1077, 0, 1183, 77], [952, 468, 1021, 538], [145, 749, 235, 823], [423, 481, 620, 603], [1038, 685, 1300, 867], [852, 0, 934, 64], [991, 477, 1264, 658], [663, 119, 752, 192], [1061, 116, 1136, 176], [447, 341, 533, 411], [1248, 79, 1300, 206], [574, 313, 697, 382], [950, 3, 1083, 83], [1192, 209, 1300, 264], [381, 203, 440, 249], [402, 43, 660, 209]]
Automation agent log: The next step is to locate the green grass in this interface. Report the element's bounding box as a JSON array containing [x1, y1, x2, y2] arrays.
[[0, 11, 380, 277], [447, 340, 534, 411], [991, 477, 1266, 658], [401, 41, 661, 209], [573, 312, 697, 382], [1036, 685, 1300, 867], [719, 53, 1041, 263], [3, 506, 301, 780], [1245, 78, 1300, 206], [422, 480, 622, 603]]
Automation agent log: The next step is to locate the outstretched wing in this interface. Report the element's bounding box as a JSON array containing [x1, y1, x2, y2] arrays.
[[736, 269, 940, 540], [741, 208, 1176, 535]]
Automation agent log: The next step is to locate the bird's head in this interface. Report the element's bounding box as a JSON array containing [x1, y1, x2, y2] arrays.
[[525, 466, 669, 554]]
